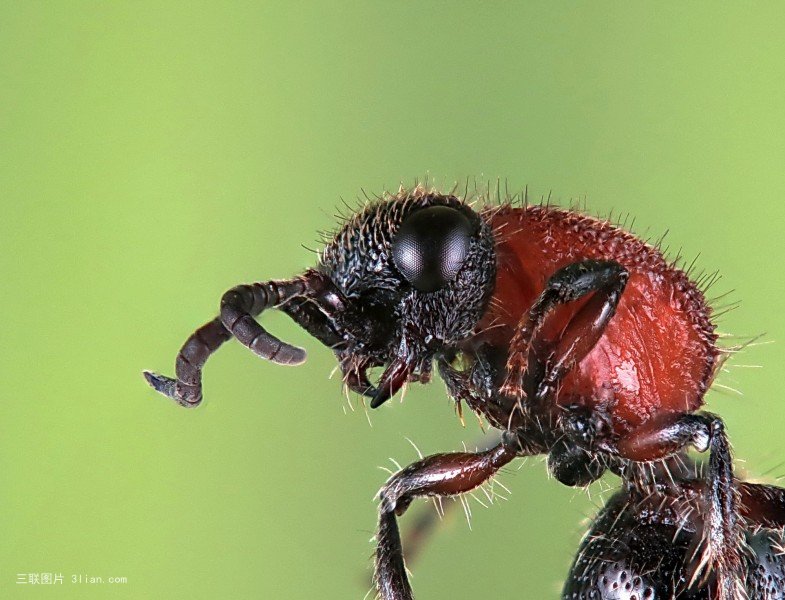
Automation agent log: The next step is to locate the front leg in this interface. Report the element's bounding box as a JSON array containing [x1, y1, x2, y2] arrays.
[[375, 436, 519, 600], [437, 350, 506, 429], [502, 260, 628, 401]]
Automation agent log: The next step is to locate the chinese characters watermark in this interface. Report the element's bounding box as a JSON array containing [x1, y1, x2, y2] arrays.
[[16, 572, 128, 585]]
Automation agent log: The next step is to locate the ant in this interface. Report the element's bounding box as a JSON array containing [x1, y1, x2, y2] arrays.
[[144, 184, 784, 599]]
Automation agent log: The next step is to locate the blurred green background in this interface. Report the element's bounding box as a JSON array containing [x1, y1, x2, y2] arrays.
[[3, 3, 785, 598]]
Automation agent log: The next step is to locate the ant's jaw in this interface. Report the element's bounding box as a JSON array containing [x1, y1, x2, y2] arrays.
[[370, 357, 413, 408], [368, 331, 437, 408], [339, 346, 431, 409]]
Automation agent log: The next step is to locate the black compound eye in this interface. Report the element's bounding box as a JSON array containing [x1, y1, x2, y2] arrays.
[[391, 206, 473, 293]]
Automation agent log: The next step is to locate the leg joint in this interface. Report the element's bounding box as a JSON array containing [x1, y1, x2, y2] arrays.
[[378, 485, 409, 517]]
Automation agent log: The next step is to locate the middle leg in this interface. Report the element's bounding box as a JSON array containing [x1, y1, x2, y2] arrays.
[[375, 434, 521, 600]]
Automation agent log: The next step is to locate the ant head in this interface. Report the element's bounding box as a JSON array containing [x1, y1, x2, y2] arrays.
[[316, 187, 496, 406]]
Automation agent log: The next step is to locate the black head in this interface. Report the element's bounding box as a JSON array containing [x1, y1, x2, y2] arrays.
[[308, 187, 497, 407], [143, 187, 496, 410]]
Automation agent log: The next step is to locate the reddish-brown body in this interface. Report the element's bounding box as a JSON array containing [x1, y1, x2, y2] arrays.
[[477, 205, 719, 436]]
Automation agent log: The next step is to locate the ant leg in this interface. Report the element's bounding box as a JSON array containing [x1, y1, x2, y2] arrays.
[[371, 433, 504, 592], [740, 481, 785, 530], [739, 482, 785, 598], [438, 354, 553, 452], [437, 352, 506, 428], [617, 413, 744, 599], [375, 435, 519, 600], [502, 260, 628, 399], [546, 437, 607, 487]]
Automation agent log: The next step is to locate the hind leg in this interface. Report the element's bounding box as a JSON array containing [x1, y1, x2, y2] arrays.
[[740, 488, 785, 600], [613, 412, 744, 599], [740, 481, 785, 530]]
